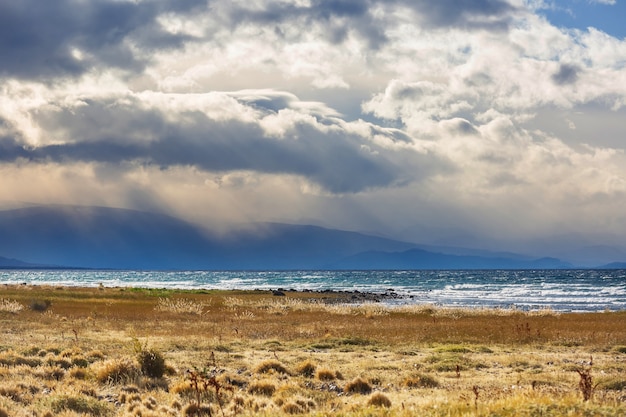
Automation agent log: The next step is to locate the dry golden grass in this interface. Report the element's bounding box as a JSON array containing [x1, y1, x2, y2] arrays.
[[0, 284, 625, 416]]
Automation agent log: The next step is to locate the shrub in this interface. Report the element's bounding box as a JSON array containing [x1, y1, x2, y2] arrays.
[[344, 377, 372, 395], [29, 299, 51, 312], [254, 360, 289, 375], [248, 380, 276, 396], [138, 349, 166, 378], [367, 392, 392, 408], [295, 360, 316, 378]]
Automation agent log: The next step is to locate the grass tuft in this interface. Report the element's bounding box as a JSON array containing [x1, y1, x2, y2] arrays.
[[94, 357, 140, 384], [0, 299, 23, 314], [403, 373, 440, 388], [248, 380, 276, 397], [155, 297, 207, 315], [344, 377, 372, 395], [294, 360, 316, 378], [367, 392, 392, 408], [50, 395, 113, 416], [315, 368, 337, 381], [254, 359, 289, 375]]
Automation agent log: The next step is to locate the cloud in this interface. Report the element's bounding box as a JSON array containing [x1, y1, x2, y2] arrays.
[[0, 0, 203, 80], [1, 90, 438, 193], [1, 0, 626, 251], [551, 64, 581, 85], [403, 0, 519, 31]]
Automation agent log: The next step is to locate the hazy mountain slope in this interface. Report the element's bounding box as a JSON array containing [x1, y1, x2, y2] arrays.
[[0, 206, 219, 269], [0, 255, 43, 268], [0, 205, 582, 270]]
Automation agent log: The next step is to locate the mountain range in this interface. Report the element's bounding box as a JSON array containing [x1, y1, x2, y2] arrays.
[[0, 205, 622, 270]]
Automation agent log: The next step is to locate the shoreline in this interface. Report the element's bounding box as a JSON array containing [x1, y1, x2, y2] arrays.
[[2, 268, 626, 312], [2, 282, 624, 313]]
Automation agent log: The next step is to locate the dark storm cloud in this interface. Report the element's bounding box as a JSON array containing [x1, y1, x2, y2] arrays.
[[226, 0, 517, 49], [1, 94, 431, 193], [0, 0, 204, 80], [404, 0, 518, 31], [552, 64, 581, 85]]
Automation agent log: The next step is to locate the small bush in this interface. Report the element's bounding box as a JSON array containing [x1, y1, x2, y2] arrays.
[[403, 373, 440, 388], [248, 380, 276, 396], [344, 377, 372, 395], [138, 349, 166, 378], [614, 346, 626, 354], [29, 299, 51, 312], [254, 360, 289, 375], [367, 392, 392, 408], [295, 360, 316, 378]]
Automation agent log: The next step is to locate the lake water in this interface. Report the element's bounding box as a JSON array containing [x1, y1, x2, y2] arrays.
[[1, 269, 625, 312]]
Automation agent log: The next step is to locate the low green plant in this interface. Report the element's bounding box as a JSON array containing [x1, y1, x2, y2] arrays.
[[50, 395, 113, 416], [599, 378, 626, 391]]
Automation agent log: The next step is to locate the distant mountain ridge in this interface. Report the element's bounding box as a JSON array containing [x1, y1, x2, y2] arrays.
[[0, 205, 616, 270], [326, 248, 571, 270], [0, 255, 44, 268]]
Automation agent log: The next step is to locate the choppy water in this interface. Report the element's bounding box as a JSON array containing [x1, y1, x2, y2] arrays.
[[1, 269, 625, 312]]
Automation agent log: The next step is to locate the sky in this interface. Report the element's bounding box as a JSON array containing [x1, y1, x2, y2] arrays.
[[1, 0, 626, 257]]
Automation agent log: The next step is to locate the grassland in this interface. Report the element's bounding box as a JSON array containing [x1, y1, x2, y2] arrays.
[[0, 284, 625, 416]]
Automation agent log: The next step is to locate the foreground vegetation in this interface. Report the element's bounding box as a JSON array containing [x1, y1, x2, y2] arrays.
[[0, 284, 625, 416]]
